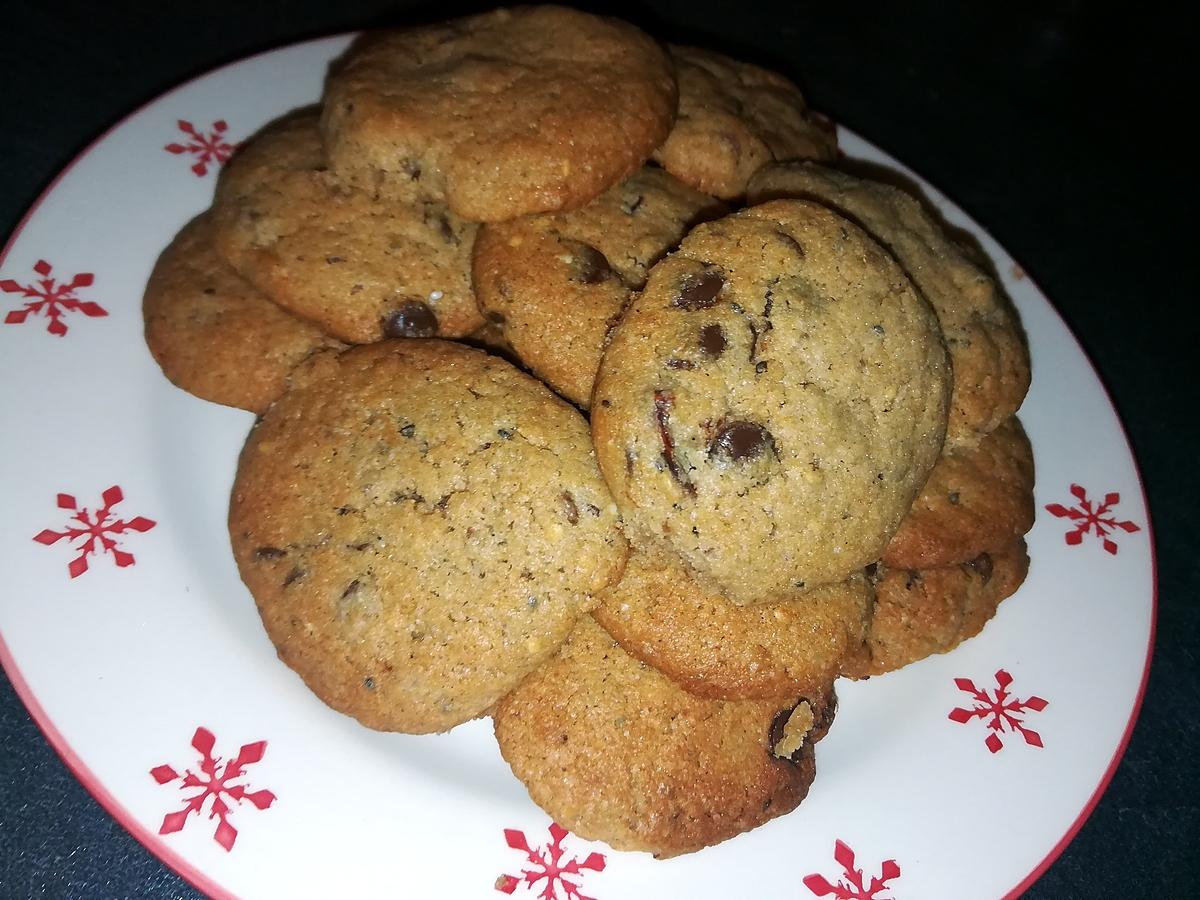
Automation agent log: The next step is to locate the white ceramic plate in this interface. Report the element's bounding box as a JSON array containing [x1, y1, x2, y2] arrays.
[[0, 36, 1155, 900]]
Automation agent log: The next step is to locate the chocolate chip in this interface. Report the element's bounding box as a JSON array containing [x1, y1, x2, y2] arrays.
[[586, 503, 601, 517], [710, 421, 774, 463], [769, 701, 814, 765], [336, 506, 356, 516], [568, 243, 613, 284], [674, 270, 724, 310], [363, 676, 376, 690], [560, 491, 579, 525], [774, 230, 805, 257], [665, 358, 698, 370], [653, 390, 695, 496], [497, 428, 513, 439], [755, 361, 769, 374], [399, 423, 416, 438], [967, 552, 994, 583], [864, 562, 879, 580], [383, 300, 438, 338], [873, 324, 886, 335], [254, 547, 286, 560], [699, 323, 726, 357], [948, 491, 960, 505]]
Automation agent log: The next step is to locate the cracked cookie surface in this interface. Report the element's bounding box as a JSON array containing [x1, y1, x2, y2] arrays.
[[747, 162, 1030, 447], [653, 45, 838, 199], [591, 199, 950, 604], [229, 340, 628, 733], [143, 212, 343, 413], [212, 109, 481, 343], [494, 616, 833, 857], [320, 6, 677, 222], [472, 165, 724, 407]]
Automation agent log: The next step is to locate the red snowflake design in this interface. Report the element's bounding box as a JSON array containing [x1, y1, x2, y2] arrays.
[[150, 727, 275, 852], [949, 669, 1048, 754], [33, 486, 156, 578], [165, 119, 234, 176], [804, 840, 900, 899], [495, 823, 606, 900], [1045, 483, 1140, 555], [1, 259, 105, 336]]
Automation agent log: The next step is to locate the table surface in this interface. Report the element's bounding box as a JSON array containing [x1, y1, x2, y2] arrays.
[[1, 2, 1194, 897]]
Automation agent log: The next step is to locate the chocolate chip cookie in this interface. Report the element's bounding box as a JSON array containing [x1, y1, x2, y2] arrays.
[[747, 162, 1030, 447], [229, 340, 628, 733], [842, 541, 1030, 677], [591, 199, 951, 604], [593, 545, 870, 700], [320, 6, 677, 222], [884, 416, 1035, 568], [494, 616, 833, 857], [212, 109, 482, 343], [653, 45, 838, 199], [472, 165, 725, 406], [143, 212, 343, 413]]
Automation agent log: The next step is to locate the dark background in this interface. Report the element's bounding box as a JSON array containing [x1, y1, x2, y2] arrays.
[[1, 1, 1194, 897]]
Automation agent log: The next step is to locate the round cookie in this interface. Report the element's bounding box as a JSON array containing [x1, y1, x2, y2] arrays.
[[746, 162, 1031, 447], [472, 166, 725, 407], [842, 541, 1030, 678], [320, 6, 678, 222], [494, 616, 834, 857], [593, 545, 870, 700], [883, 416, 1035, 568], [653, 45, 838, 200], [591, 199, 951, 605], [229, 341, 628, 733], [212, 110, 482, 343], [143, 212, 343, 414]]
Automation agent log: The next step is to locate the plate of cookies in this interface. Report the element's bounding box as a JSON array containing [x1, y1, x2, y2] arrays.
[[0, 7, 1154, 899]]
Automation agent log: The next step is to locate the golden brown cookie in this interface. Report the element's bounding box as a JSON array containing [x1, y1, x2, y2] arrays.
[[494, 617, 833, 857], [747, 162, 1030, 447], [593, 545, 870, 700], [591, 199, 951, 604], [142, 212, 343, 414], [653, 45, 838, 199], [320, 7, 678, 222], [884, 417, 1035, 568], [212, 110, 482, 343], [472, 166, 725, 407], [229, 341, 628, 734], [842, 541, 1030, 677]]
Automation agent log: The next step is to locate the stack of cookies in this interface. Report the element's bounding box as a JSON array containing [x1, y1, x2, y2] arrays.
[[142, 5, 1033, 858]]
